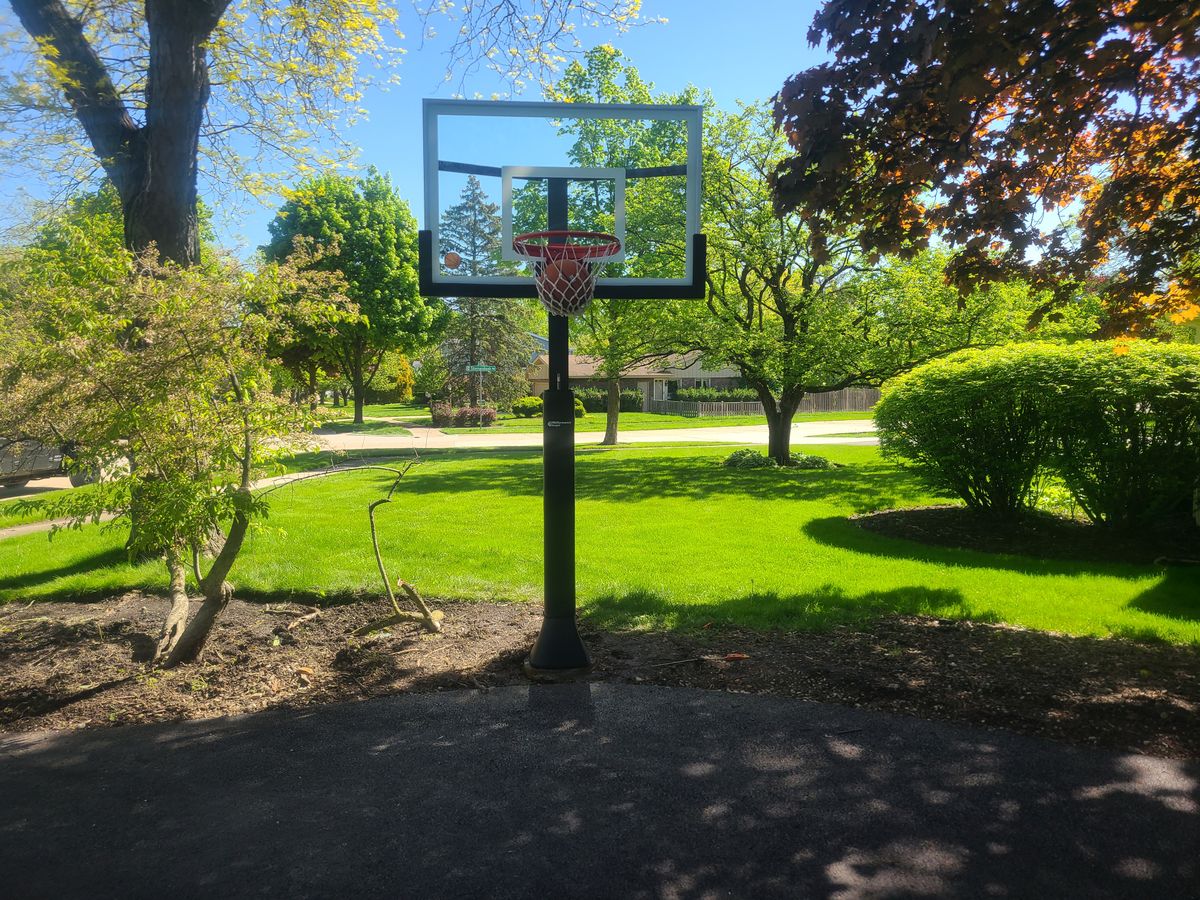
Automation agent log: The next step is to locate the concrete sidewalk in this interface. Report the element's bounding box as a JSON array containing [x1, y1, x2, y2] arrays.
[[318, 418, 878, 452], [1, 685, 1195, 898]]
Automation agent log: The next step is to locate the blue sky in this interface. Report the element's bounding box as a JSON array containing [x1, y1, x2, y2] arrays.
[[0, 0, 827, 253]]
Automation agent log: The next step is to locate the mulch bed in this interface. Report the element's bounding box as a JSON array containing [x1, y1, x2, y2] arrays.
[[1, 593, 1198, 759], [853, 504, 1200, 565]]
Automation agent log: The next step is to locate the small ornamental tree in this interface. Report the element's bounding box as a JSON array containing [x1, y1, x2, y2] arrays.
[[0, 228, 350, 666]]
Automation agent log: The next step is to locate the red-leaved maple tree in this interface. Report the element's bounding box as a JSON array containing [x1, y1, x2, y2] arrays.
[[772, 1, 1200, 334]]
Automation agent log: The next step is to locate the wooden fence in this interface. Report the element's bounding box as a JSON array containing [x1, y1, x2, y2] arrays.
[[648, 387, 879, 417]]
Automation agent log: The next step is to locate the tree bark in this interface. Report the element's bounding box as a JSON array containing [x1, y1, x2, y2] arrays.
[[351, 342, 366, 424], [155, 548, 190, 660], [12, 0, 230, 265], [755, 385, 803, 466], [162, 487, 251, 667], [602, 377, 620, 446]]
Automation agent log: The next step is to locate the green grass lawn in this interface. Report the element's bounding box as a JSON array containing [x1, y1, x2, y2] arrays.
[[2, 444, 1196, 644], [314, 420, 413, 436], [443, 409, 872, 434]]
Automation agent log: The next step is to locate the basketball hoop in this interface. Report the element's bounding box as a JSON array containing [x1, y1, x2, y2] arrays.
[[512, 230, 621, 317]]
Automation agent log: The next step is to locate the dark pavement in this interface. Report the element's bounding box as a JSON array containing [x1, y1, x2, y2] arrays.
[[1, 684, 1196, 898]]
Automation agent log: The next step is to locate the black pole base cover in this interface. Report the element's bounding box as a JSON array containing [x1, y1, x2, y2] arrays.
[[525, 616, 592, 679]]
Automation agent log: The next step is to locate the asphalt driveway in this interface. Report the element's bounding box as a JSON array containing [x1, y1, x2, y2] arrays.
[[1, 685, 1195, 898]]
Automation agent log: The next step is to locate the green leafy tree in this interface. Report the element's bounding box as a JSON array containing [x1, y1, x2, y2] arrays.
[[0, 227, 347, 666], [697, 103, 1041, 464], [439, 175, 536, 408], [264, 168, 441, 423], [1, 1, 649, 264], [545, 45, 693, 442]]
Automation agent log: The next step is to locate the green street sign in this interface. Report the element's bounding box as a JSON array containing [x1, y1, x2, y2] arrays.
[[465, 365, 497, 373]]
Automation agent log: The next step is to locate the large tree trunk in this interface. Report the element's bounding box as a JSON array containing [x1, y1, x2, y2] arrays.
[[12, 0, 229, 266], [756, 386, 803, 466], [602, 377, 620, 446], [123, 0, 225, 264]]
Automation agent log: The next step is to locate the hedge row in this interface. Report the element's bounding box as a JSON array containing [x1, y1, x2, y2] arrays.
[[875, 342, 1200, 528], [675, 387, 757, 403], [430, 403, 498, 428], [573, 387, 644, 413], [509, 396, 586, 418]]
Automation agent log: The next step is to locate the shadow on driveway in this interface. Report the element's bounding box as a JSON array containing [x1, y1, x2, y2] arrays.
[[1, 685, 1195, 898]]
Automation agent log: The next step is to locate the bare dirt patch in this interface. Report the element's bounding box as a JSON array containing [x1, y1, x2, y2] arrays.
[[854, 504, 1200, 565], [1, 593, 1198, 758]]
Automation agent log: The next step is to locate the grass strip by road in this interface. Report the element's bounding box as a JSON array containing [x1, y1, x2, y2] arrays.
[[1, 444, 1195, 644], [442, 410, 872, 434]]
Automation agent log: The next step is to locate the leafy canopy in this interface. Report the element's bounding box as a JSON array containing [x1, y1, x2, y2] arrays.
[[264, 167, 439, 355], [772, 1, 1200, 333], [0, 1, 655, 203]]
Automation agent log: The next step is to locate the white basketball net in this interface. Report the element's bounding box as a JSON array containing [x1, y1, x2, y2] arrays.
[[513, 232, 621, 318]]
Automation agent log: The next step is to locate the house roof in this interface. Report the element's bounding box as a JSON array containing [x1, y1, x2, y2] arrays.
[[529, 354, 675, 380]]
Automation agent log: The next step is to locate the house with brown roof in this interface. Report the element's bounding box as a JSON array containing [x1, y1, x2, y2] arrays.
[[528, 352, 743, 409]]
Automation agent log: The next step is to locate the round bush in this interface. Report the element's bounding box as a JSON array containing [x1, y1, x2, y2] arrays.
[[790, 452, 836, 470], [1046, 342, 1200, 527], [574, 396, 586, 418], [511, 396, 543, 418], [723, 448, 777, 468], [875, 344, 1063, 516], [877, 341, 1200, 528]]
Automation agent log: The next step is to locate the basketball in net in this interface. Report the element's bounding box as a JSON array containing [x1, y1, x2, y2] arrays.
[[512, 230, 621, 317]]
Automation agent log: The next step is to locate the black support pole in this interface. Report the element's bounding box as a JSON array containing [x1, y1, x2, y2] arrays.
[[526, 178, 590, 675]]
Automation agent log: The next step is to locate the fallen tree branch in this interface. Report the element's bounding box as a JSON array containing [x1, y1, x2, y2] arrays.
[[351, 610, 428, 636], [285, 610, 322, 631], [367, 462, 441, 635]]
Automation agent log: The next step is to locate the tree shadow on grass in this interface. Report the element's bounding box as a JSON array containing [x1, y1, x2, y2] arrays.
[[583, 582, 995, 633], [1127, 567, 1200, 623], [803, 515, 1190, 581], [386, 451, 932, 510], [0, 547, 130, 594]]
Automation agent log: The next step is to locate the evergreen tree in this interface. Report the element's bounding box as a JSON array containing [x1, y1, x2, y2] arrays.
[[439, 176, 536, 408]]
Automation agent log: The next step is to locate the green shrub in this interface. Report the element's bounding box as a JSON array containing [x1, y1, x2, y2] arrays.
[[1046, 342, 1200, 527], [573, 387, 643, 412], [676, 387, 757, 402], [511, 396, 543, 418], [452, 407, 498, 427], [875, 344, 1063, 517], [876, 341, 1200, 528], [790, 453, 836, 470], [723, 448, 777, 468], [574, 396, 586, 418], [722, 449, 835, 470]]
